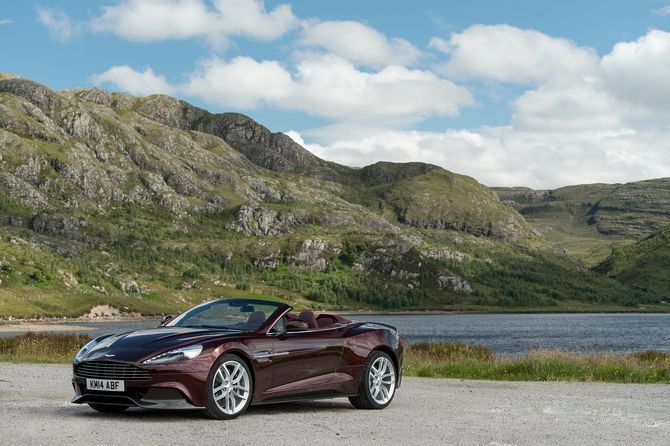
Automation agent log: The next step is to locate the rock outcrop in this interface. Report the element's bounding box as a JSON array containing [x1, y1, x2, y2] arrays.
[[31, 213, 94, 244], [290, 239, 328, 271], [227, 205, 292, 237], [436, 273, 473, 293]]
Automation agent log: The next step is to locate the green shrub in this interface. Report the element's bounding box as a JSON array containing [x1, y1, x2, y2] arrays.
[[0, 331, 92, 363]]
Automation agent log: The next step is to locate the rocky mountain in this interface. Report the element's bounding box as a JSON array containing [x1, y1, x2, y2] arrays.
[[0, 73, 654, 317]]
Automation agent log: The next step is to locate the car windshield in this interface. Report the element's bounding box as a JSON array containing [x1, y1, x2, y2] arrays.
[[166, 299, 285, 332]]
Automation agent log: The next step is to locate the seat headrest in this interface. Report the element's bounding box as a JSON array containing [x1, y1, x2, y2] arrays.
[[298, 311, 318, 329]]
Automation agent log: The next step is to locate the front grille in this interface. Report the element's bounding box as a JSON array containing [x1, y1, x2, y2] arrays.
[[76, 362, 152, 380]]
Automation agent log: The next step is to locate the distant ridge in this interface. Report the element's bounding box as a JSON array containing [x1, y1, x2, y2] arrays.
[[494, 179, 670, 264]]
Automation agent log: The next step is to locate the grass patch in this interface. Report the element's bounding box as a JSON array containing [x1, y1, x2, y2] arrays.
[[0, 331, 92, 364], [2, 332, 669, 385], [404, 342, 670, 383]]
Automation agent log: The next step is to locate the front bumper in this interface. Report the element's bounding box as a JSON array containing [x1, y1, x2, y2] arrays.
[[71, 382, 203, 410], [71, 361, 208, 409]]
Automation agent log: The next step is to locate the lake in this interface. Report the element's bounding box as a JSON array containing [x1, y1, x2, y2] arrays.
[[358, 313, 670, 354], [3, 312, 669, 354]]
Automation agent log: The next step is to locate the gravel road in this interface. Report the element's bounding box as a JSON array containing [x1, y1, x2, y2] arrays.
[[2, 363, 670, 445]]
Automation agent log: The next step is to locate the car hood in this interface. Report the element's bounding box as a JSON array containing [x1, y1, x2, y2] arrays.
[[80, 326, 242, 363]]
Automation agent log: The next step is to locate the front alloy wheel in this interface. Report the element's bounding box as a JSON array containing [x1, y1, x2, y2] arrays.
[[203, 354, 253, 419], [349, 351, 396, 409]]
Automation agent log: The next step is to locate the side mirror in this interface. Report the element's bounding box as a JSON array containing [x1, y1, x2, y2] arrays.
[[159, 315, 173, 327], [286, 319, 308, 332]]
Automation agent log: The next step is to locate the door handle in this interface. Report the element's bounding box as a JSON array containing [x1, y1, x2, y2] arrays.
[[253, 351, 290, 361]]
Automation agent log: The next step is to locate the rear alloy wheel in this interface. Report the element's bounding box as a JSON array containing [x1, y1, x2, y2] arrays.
[[349, 351, 396, 409], [87, 403, 128, 413], [203, 354, 253, 420]]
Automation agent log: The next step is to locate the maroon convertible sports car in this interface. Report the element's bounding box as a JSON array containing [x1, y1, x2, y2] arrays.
[[71, 298, 403, 419]]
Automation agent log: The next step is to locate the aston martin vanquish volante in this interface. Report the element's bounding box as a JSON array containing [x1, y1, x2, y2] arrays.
[[71, 299, 403, 419]]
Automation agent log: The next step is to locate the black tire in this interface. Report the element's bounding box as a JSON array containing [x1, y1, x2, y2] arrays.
[[203, 354, 253, 420], [349, 350, 397, 410], [87, 403, 129, 413]]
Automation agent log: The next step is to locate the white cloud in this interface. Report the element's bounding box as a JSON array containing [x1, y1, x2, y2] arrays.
[[430, 24, 599, 84], [183, 56, 293, 108], [37, 8, 77, 42], [103, 54, 474, 124], [512, 81, 625, 132], [0, 19, 13, 25], [91, 66, 177, 96], [600, 30, 670, 116], [89, 0, 298, 47], [505, 28, 670, 134], [298, 21, 422, 68], [427, 25, 670, 134], [285, 54, 474, 122], [652, 5, 670, 16]]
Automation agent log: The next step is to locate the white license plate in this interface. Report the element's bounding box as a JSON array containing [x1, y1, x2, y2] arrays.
[[86, 378, 125, 392]]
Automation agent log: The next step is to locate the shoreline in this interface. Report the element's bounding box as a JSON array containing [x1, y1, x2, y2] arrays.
[[338, 308, 670, 315], [2, 308, 669, 334], [0, 314, 161, 333], [2, 307, 670, 326]]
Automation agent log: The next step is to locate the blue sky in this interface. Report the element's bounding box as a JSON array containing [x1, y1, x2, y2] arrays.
[[3, 1, 670, 189]]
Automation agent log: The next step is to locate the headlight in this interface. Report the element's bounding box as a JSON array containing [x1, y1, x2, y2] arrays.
[[142, 344, 203, 364], [74, 339, 98, 364]]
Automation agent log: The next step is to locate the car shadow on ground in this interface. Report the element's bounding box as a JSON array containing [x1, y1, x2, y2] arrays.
[[246, 400, 356, 416], [63, 399, 356, 422], [65, 406, 205, 422]]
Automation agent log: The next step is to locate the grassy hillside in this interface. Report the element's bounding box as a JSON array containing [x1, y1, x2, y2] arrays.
[[0, 209, 659, 319], [595, 226, 670, 297], [494, 179, 670, 265], [340, 163, 535, 243]]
